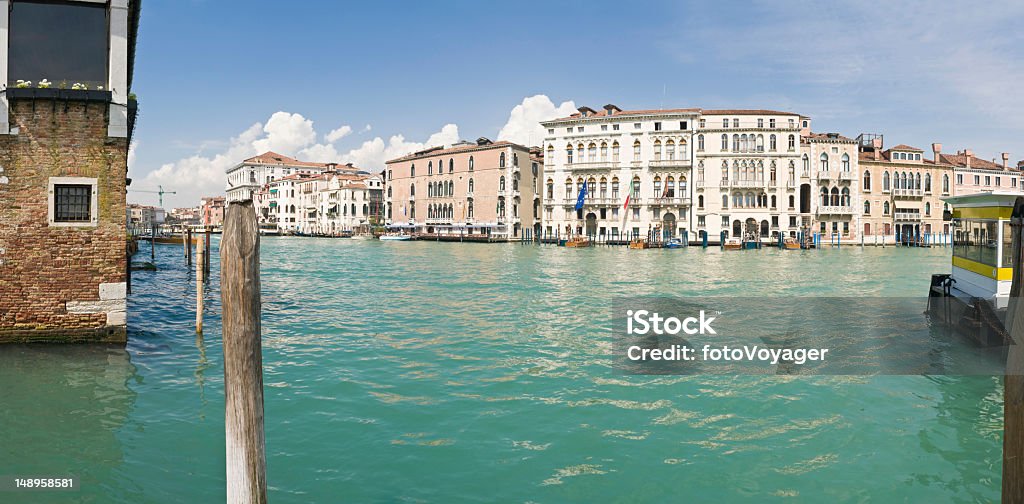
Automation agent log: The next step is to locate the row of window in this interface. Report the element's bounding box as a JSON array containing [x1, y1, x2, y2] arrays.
[[547, 117, 804, 137], [386, 152, 519, 181]]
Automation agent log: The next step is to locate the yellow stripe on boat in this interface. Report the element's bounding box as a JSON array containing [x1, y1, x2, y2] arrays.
[[951, 206, 1013, 220], [952, 256, 1012, 280]]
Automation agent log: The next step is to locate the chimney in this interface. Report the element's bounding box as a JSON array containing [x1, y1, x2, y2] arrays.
[[872, 138, 882, 161], [964, 149, 973, 169], [1002, 153, 1010, 170], [932, 143, 942, 164]]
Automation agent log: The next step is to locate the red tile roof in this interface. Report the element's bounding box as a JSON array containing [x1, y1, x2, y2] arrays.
[[938, 153, 1006, 171], [889, 144, 923, 152]]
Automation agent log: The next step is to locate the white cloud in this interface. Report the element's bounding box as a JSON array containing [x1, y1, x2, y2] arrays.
[[251, 112, 317, 154], [132, 113, 459, 209], [325, 125, 353, 143], [497, 95, 577, 146], [341, 124, 460, 172]]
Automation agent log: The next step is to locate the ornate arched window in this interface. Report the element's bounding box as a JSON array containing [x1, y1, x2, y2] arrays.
[[600, 142, 608, 161], [449, 159, 454, 173], [611, 177, 620, 198], [666, 140, 675, 160], [612, 141, 620, 162], [546, 178, 553, 199], [653, 140, 662, 161], [633, 140, 641, 161], [721, 134, 728, 151], [428, 161, 433, 175], [883, 171, 891, 191], [864, 201, 871, 214], [883, 201, 890, 215], [769, 134, 777, 151], [588, 143, 597, 162], [925, 173, 932, 192], [499, 152, 506, 168], [566, 144, 574, 164], [499, 176, 506, 191], [698, 134, 705, 151], [788, 134, 796, 150], [841, 153, 850, 171], [631, 176, 641, 196], [820, 152, 829, 171], [863, 170, 871, 191], [468, 178, 474, 194]]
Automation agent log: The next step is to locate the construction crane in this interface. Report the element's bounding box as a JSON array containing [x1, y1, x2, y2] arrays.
[[130, 185, 177, 207]]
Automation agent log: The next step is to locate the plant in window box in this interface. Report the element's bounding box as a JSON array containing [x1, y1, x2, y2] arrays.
[[15, 79, 32, 88]]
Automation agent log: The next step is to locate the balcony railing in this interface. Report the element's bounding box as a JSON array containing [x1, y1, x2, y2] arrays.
[[650, 196, 692, 206], [818, 170, 855, 181], [729, 178, 766, 189], [818, 205, 854, 214], [648, 158, 692, 168], [786, 180, 797, 189], [892, 188, 924, 198], [894, 211, 923, 221], [568, 161, 619, 171]]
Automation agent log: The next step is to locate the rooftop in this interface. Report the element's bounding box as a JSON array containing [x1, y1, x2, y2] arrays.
[[385, 138, 526, 164]]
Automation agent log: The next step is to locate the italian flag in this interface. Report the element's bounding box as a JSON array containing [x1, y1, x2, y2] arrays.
[[623, 193, 630, 210]]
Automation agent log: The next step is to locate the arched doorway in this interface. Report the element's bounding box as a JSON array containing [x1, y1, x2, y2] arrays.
[[732, 220, 742, 238], [585, 212, 598, 237], [745, 218, 758, 238], [760, 220, 769, 237], [662, 212, 677, 238]]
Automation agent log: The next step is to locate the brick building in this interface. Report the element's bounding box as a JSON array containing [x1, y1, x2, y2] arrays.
[[0, 0, 141, 343]]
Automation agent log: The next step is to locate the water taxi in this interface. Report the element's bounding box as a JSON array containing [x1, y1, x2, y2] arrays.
[[565, 236, 591, 248], [723, 237, 743, 250], [927, 192, 1019, 345], [783, 237, 801, 250], [628, 238, 650, 250], [379, 233, 413, 241]]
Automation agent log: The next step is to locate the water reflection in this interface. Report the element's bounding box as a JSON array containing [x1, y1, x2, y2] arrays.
[[0, 345, 137, 493]]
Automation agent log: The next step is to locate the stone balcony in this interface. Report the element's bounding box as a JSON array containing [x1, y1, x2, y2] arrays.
[[567, 161, 620, 172], [727, 178, 767, 189], [894, 211, 923, 221], [892, 188, 925, 198], [817, 170, 855, 181], [818, 205, 854, 215], [649, 196, 691, 207], [648, 158, 693, 169]]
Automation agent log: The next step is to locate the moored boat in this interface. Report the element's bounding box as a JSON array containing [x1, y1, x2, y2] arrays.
[[628, 238, 649, 250], [379, 233, 412, 241], [723, 237, 743, 250], [565, 237, 591, 248], [783, 237, 801, 250], [663, 238, 684, 249]]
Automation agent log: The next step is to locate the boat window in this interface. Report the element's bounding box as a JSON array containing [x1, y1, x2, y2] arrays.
[[952, 219, 999, 267], [1003, 221, 1015, 268]]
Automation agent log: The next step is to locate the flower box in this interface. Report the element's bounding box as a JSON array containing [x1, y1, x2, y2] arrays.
[[6, 88, 113, 103]]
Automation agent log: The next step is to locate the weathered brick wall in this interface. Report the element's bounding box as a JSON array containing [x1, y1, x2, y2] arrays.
[[0, 98, 128, 343]]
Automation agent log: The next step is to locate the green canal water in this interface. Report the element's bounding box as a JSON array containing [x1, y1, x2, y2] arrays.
[[0, 239, 1004, 502]]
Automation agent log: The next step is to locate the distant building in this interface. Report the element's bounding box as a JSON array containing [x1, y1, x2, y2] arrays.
[[225, 151, 359, 202], [385, 137, 539, 239], [0, 0, 141, 343], [200, 196, 226, 227], [943, 149, 1020, 196], [169, 206, 201, 226], [127, 204, 166, 231]]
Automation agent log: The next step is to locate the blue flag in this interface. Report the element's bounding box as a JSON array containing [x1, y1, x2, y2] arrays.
[[574, 183, 587, 211]]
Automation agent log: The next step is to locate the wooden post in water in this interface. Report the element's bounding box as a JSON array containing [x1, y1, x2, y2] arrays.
[[220, 201, 267, 504], [1004, 198, 1024, 504], [151, 225, 156, 261], [196, 235, 205, 333], [205, 227, 212, 278]]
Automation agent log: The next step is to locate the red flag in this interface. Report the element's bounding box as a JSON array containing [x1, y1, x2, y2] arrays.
[[623, 193, 630, 210]]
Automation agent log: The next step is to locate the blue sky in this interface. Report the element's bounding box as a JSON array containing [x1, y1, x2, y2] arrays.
[[130, 0, 1024, 209]]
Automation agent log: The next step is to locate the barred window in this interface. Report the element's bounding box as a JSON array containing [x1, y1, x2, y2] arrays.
[[54, 184, 91, 222]]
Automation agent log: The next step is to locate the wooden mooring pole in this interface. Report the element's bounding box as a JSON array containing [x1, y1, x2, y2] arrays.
[[1004, 198, 1024, 504], [220, 200, 267, 503], [196, 235, 205, 333], [205, 227, 212, 278]]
